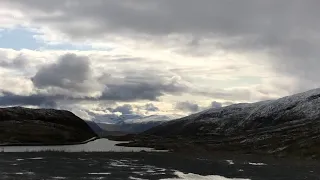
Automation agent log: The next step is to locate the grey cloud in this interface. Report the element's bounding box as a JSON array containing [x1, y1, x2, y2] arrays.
[[0, 53, 189, 106], [4, 1, 320, 101], [211, 101, 222, 109], [32, 53, 96, 93], [7, 0, 312, 37], [0, 54, 28, 69], [100, 73, 188, 101], [6, 1, 320, 44], [198, 89, 253, 101], [175, 101, 199, 112], [6, 0, 320, 91], [41, 100, 58, 108], [0, 92, 57, 108], [197, 86, 283, 102], [30, 52, 188, 101], [100, 82, 182, 101], [144, 103, 159, 112], [112, 104, 133, 115]]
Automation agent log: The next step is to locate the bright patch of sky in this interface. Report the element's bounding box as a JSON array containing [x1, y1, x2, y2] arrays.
[[0, 27, 101, 51]]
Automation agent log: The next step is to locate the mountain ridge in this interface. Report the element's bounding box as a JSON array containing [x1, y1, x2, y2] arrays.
[[95, 114, 182, 135], [114, 88, 320, 158], [0, 106, 97, 145]]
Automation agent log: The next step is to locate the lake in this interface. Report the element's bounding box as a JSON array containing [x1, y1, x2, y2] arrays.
[[0, 139, 319, 180], [0, 138, 157, 152]]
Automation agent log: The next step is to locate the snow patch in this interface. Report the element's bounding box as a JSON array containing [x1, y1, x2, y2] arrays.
[[247, 162, 267, 166], [13, 172, 34, 175], [91, 177, 105, 180], [88, 172, 111, 175], [161, 171, 250, 180], [226, 160, 235, 165], [110, 160, 130, 167], [129, 176, 148, 180], [146, 169, 156, 173], [29, 157, 44, 160], [51, 177, 67, 179]]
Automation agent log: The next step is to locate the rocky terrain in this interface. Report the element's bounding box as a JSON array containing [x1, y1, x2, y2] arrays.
[[0, 107, 97, 145], [114, 88, 320, 158]]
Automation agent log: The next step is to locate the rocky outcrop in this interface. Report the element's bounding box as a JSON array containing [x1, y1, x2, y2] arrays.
[[0, 107, 97, 145], [117, 89, 320, 158]]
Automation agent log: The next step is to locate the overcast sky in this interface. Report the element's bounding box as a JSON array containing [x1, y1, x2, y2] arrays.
[[0, 0, 319, 121]]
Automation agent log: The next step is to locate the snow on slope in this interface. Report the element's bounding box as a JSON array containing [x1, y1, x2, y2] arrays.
[[194, 88, 320, 123], [150, 88, 320, 135], [161, 171, 250, 180], [122, 114, 182, 124], [245, 88, 320, 119]]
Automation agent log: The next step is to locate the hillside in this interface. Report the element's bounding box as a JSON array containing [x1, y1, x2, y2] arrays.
[[0, 107, 97, 145], [96, 114, 181, 135], [116, 88, 320, 158]]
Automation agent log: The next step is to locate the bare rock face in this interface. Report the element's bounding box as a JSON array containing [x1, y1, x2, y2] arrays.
[[0, 107, 97, 145], [121, 89, 320, 158]]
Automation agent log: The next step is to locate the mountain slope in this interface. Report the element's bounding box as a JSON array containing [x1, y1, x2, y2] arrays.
[[146, 88, 320, 136], [121, 114, 182, 124], [116, 114, 182, 133], [118, 89, 320, 158], [97, 114, 181, 135], [0, 107, 97, 145]]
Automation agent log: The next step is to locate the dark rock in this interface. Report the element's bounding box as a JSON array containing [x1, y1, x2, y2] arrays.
[[0, 107, 97, 145]]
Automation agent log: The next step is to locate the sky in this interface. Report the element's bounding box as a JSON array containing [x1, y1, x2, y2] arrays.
[[0, 0, 319, 121]]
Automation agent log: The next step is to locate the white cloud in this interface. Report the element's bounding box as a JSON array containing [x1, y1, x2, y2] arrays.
[[0, 72, 34, 95], [0, 46, 296, 117], [1, 0, 318, 121]]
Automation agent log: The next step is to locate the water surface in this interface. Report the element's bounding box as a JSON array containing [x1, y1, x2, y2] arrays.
[[0, 139, 319, 179], [0, 139, 155, 152]]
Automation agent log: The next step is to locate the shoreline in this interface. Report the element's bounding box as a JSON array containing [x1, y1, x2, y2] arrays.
[[0, 136, 99, 147]]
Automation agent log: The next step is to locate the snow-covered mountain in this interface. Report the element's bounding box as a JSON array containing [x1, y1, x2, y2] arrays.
[[94, 114, 182, 134], [147, 88, 320, 136], [120, 114, 182, 124], [121, 88, 320, 157]]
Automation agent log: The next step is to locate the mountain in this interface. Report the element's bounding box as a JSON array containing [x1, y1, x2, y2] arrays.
[[96, 114, 181, 135], [0, 107, 97, 145], [93, 114, 142, 124], [85, 120, 107, 136], [120, 114, 182, 124], [116, 88, 320, 158]]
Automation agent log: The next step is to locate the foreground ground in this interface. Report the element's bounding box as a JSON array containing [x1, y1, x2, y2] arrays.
[[0, 152, 319, 180]]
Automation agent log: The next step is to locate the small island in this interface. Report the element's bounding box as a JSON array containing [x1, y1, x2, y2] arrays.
[[0, 107, 97, 146]]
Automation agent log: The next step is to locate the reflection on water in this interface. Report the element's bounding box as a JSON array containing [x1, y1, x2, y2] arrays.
[[0, 139, 156, 152]]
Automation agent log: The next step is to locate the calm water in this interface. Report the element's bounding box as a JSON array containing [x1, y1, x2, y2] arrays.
[[0, 139, 156, 152], [0, 140, 319, 180]]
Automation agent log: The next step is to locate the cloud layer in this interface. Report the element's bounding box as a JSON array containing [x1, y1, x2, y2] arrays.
[[1, 0, 319, 121]]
